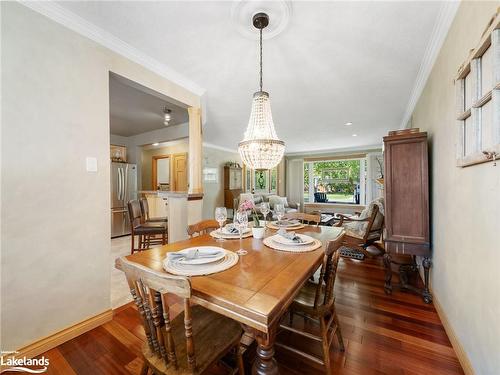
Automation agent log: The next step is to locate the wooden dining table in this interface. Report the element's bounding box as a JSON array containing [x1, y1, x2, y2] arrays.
[[117, 225, 343, 374]]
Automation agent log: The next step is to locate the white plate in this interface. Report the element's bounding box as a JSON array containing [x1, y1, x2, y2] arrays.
[[271, 234, 315, 246], [273, 220, 302, 227], [221, 226, 251, 236], [171, 247, 226, 265]]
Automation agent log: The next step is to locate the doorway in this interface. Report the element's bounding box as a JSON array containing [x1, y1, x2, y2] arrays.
[[152, 155, 171, 191]]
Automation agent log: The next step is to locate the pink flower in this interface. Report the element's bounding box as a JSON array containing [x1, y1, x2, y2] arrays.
[[239, 200, 254, 211]]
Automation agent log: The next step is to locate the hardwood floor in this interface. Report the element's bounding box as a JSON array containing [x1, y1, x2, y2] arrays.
[[32, 255, 463, 375]]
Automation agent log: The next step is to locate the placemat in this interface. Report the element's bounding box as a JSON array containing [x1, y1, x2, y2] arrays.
[[163, 249, 239, 276], [266, 222, 305, 231], [263, 236, 322, 253], [209, 230, 253, 240]]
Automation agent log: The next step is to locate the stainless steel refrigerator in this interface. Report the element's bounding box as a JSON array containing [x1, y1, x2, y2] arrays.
[[111, 162, 137, 238]]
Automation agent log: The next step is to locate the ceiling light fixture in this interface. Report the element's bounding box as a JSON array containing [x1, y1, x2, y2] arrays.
[[345, 122, 353, 126], [152, 142, 160, 146], [238, 13, 285, 171], [352, 134, 358, 137], [163, 107, 172, 126]]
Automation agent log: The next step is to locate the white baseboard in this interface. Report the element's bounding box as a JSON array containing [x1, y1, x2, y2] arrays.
[[430, 290, 475, 374], [12, 309, 113, 360]]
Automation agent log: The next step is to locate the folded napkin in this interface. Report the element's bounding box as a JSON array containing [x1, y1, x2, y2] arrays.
[[167, 248, 224, 263], [223, 224, 240, 234], [279, 231, 304, 243]]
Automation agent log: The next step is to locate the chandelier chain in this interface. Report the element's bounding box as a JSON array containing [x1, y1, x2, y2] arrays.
[[259, 28, 263, 92]]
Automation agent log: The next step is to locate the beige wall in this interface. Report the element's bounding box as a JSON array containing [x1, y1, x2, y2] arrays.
[[201, 147, 241, 220], [411, 2, 500, 374], [1, 3, 199, 350], [141, 140, 189, 190]]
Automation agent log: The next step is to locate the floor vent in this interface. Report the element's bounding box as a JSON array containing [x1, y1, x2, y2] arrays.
[[339, 247, 365, 260]]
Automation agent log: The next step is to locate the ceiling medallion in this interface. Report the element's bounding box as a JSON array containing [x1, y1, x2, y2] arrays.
[[230, 0, 292, 40], [238, 13, 285, 171]]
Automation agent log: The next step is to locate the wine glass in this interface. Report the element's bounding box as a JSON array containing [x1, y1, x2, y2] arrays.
[[260, 202, 270, 227], [275, 203, 285, 224], [214, 207, 227, 242], [234, 211, 248, 255]]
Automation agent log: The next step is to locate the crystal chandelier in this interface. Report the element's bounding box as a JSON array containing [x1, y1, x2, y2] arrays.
[[238, 13, 285, 170]]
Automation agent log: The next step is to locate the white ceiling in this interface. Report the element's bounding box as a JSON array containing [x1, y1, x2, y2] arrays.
[[109, 75, 188, 137], [57, 1, 446, 153]]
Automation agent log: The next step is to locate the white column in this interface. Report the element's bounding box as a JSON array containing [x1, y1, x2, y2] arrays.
[[188, 106, 203, 194]]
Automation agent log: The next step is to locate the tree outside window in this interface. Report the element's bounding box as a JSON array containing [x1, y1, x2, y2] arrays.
[[304, 160, 361, 203]]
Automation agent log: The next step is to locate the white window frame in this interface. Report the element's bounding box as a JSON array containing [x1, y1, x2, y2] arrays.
[[455, 13, 500, 167]]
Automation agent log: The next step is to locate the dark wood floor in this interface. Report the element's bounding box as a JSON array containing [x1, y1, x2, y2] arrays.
[[31, 255, 463, 375]]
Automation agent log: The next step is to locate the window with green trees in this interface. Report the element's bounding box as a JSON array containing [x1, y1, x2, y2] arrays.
[[303, 159, 362, 203]]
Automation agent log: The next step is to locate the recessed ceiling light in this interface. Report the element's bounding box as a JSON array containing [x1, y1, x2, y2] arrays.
[[152, 142, 159, 146], [352, 134, 357, 137], [345, 122, 353, 126]]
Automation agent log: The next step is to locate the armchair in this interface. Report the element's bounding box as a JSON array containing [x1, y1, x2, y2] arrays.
[[314, 192, 328, 203], [335, 197, 385, 258]]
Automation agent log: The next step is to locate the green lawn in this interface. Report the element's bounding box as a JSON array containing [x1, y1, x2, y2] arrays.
[[304, 193, 354, 203]]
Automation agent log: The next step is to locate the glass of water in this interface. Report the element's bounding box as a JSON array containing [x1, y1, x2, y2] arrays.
[[214, 207, 227, 242], [234, 211, 248, 255], [260, 202, 270, 227], [275, 203, 285, 223]]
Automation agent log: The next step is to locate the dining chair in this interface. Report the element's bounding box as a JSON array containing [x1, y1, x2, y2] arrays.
[[277, 234, 345, 375], [128, 200, 168, 254], [116, 257, 245, 375], [187, 220, 220, 238], [283, 212, 321, 226], [140, 197, 168, 223]]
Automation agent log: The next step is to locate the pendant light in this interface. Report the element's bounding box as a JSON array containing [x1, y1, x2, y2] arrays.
[[163, 107, 172, 126], [238, 13, 285, 170]]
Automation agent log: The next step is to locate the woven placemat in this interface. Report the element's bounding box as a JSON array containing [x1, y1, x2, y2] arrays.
[[266, 222, 305, 231], [209, 230, 253, 240], [163, 250, 239, 276], [263, 236, 322, 253]]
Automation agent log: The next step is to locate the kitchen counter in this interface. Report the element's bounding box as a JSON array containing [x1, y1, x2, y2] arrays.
[[138, 190, 204, 200]]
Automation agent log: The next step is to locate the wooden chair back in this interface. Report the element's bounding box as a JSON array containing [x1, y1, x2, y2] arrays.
[[187, 220, 220, 238], [116, 257, 196, 371], [283, 212, 321, 226], [139, 197, 151, 221], [128, 200, 143, 227], [362, 204, 381, 241], [313, 233, 345, 311]]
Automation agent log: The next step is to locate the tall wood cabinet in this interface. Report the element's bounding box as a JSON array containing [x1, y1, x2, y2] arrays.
[[223, 166, 242, 210], [383, 129, 432, 303]]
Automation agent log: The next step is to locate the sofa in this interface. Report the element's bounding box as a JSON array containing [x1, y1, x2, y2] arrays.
[[236, 193, 300, 218]]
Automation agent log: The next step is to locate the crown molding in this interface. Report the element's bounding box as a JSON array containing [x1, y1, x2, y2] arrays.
[[399, 1, 460, 129], [203, 142, 238, 154], [285, 143, 383, 158], [19, 1, 205, 97]]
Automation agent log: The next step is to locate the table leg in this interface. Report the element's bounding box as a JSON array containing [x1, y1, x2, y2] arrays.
[[422, 257, 433, 304], [252, 329, 279, 375], [383, 253, 393, 294]]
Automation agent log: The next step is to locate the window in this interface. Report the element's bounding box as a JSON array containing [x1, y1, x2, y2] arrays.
[[243, 166, 279, 194], [455, 15, 499, 167], [303, 159, 365, 204]]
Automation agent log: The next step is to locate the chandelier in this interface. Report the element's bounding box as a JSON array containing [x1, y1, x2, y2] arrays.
[[238, 13, 285, 170]]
